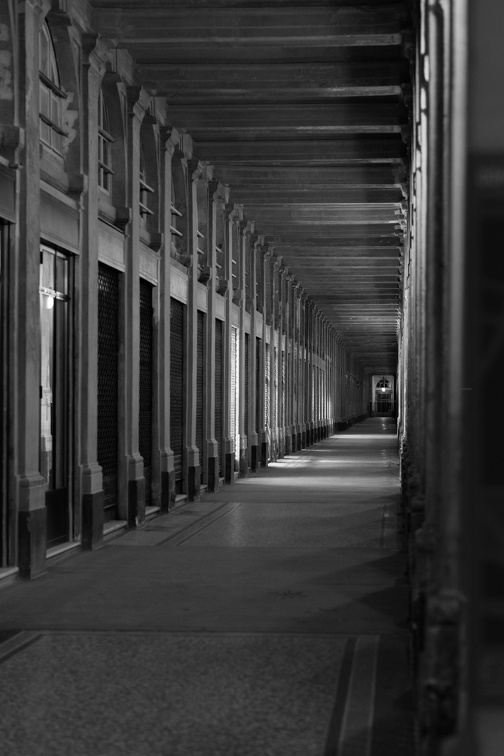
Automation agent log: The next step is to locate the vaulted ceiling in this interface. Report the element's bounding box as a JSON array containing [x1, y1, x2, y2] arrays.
[[93, 0, 413, 375]]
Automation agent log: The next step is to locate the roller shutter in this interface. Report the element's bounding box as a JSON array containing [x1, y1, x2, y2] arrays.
[[196, 310, 205, 478], [139, 279, 153, 506], [170, 298, 184, 491], [256, 337, 261, 435], [97, 263, 119, 521], [215, 319, 223, 475], [244, 333, 249, 437]]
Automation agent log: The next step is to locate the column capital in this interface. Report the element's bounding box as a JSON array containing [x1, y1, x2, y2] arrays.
[[188, 159, 212, 184], [82, 34, 111, 75], [126, 85, 151, 120], [239, 218, 255, 236], [225, 202, 243, 224]]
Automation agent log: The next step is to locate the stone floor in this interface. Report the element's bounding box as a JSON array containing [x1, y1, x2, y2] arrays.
[[0, 417, 415, 755]]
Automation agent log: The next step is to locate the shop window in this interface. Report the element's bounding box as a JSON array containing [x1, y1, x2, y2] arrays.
[[39, 21, 66, 155], [98, 90, 114, 193]]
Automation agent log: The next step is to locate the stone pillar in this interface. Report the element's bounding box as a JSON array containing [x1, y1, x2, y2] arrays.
[[184, 160, 207, 501], [260, 243, 271, 467], [123, 86, 151, 528], [157, 128, 180, 510], [248, 234, 260, 471], [270, 255, 281, 461], [223, 203, 241, 483], [238, 219, 253, 477], [79, 35, 110, 548], [205, 181, 227, 491], [15, 0, 48, 577], [294, 287, 303, 449], [277, 263, 286, 458]]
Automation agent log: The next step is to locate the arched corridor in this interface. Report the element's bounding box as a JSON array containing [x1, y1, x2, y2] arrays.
[[1, 0, 504, 753], [0, 418, 415, 755]]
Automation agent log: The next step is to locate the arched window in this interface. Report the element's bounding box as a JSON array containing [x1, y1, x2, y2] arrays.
[[376, 378, 390, 389], [170, 166, 186, 261], [98, 90, 114, 193], [139, 145, 154, 224], [39, 21, 66, 155]]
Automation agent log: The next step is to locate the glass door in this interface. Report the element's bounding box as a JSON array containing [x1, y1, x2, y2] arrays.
[[40, 246, 72, 548]]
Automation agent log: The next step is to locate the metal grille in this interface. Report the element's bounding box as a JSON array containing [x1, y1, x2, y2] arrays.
[[97, 263, 119, 514], [170, 298, 184, 485], [196, 310, 205, 469], [230, 326, 238, 453], [265, 342, 270, 429], [215, 319, 223, 474], [244, 333, 249, 437], [272, 347, 277, 430], [256, 338, 261, 434], [139, 279, 153, 505], [281, 350, 286, 427]]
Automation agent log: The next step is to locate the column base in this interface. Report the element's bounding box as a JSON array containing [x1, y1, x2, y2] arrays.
[[239, 448, 248, 477], [187, 465, 201, 501], [225, 453, 235, 484], [207, 456, 220, 492], [160, 470, 176, 513], [260, 440, 269, 467], [82, 490, 104, 550], [18, 508, 46, 579], [250, 444, 259, 471], [128, 478, 145, 528]]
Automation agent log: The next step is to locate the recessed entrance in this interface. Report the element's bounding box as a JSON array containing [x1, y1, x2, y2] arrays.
[[40, 245, 72, 549]]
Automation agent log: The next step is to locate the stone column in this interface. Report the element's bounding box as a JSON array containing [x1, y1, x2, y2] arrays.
[[79, 35, 110, 548], [289, 277, 297, 453], [277, 263, 286, 458], [223, 203, 241, 482], [184, 160, 207, 500], [294, 287, 303, 450], [123, 86, 151, 528], [238, 220, 253, 476], [248, 234, 260, 471], [280, 267, 291, 455], [260, 243, 271, 467], [15, 0, 48, 577], [205, 181, 227, 491], [270, 254, 281, 460], [157, 127, 180, 510]]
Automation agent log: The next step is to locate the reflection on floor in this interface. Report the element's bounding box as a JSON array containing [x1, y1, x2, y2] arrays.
[[0, 418, 415, 755]]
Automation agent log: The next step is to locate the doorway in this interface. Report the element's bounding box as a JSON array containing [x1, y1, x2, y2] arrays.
[[39, 245, 72, 548]]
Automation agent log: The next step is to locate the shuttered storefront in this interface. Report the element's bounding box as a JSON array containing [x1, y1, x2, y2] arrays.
[[139, 279, 153, 507], [196, 310, 205, 479], [170, 298, 184, 493], [215, 318, 223, 475], [265, 342, 270, 430], [230, 326, 238, 454], [256, 337, 261, 436], [97, 263, 119, 521], [244, 333, 249, 438]]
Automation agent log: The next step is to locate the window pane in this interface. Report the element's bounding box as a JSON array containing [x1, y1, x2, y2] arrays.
[[51, 93, 60, 126], [40, 86, 50, 118], [52, 130, 62, 154]]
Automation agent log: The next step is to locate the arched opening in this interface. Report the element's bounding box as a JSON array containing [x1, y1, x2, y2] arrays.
[[39, 20, 66, 156]]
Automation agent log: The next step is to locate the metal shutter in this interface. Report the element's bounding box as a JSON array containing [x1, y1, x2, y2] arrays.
[[215, 319, 223, 475], [265, 342, 270, 429], [230, 326, 238, 453], [256, 337, 261, 435], [244, 333, 249, 437], [97, 263, 119, 519], [196, 310, 205, 475], [139, 279, 153, 506], [170, 298, 184, 488]]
